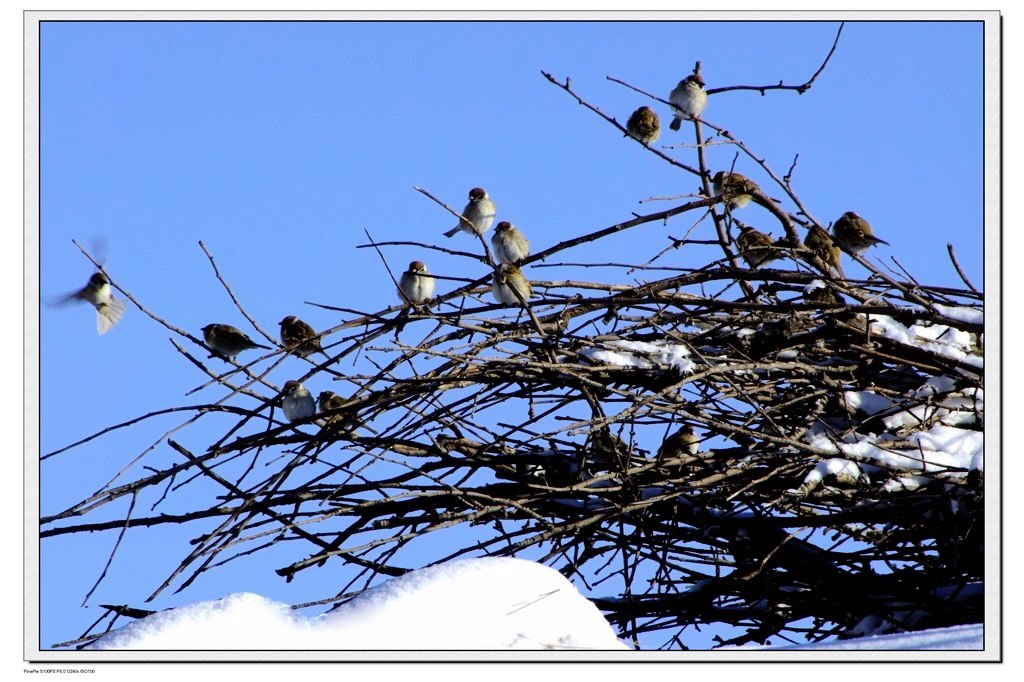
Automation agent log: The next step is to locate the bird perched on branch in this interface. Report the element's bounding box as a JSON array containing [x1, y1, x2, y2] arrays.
[[803, 225, 843, 276], [318, 390, 345, 414], [397, 260, 436, 305], [491, 263, 533, 306], [668, 73, 707, 131], [317, 389, 355, 435], [443, 187, 497, 238], [279, 315, 323, 357], [491, 221, 531, 265], [201, 323, 271, 360], [831, 211, 889, 255], [712, 170, 760, 210], [736, 226, 782, 268], [281, 380, 316, 423], [657, 425, 700, 462], [53, 271, 128, 335], [590, 427, 633, 466], [626, 105, 661, 145]]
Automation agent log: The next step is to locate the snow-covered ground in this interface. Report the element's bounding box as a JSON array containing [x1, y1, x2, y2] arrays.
[[90, 558, 630, 651], [83, 557, 985, 656]]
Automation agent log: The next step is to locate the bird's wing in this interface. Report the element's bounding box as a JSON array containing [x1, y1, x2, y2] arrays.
[[96, 298, 127, 335], [45, 288, 89, 308]]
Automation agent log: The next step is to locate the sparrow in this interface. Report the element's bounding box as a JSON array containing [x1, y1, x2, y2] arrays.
[[657, 425, 699, 462], [397, 260, 436, 305], [589, 427, 633, 467], [491, 221, 531, 265], [279, 315, 323, 357], [803, 225, 843, 276], [712, 170, 758, 210], [736, 226, 782, 268], [831, 211, 889, 255], [443, 187, 497, 238], [317, 389, 354, 433], [54, 272, 128, 335], [626, 105, 660, 145], [318, 390, 346, 414], [281, 380, 316, 423], [491, 263, 533, 307], [201, 323, 272, 359], [668, 73, 707, 131]]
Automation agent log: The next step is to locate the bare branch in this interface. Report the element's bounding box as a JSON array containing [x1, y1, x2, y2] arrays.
[[947, 242, 980, 293], [47, 31, 983, 651], [706, 22, 844, 96]]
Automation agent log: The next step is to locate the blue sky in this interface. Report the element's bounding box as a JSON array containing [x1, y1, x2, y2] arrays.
[[35, 18, 987, 651]]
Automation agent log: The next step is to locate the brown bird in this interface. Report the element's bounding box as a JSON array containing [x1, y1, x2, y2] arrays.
[[318, 390, 346, 413], [443, 187, 497, 238], [397, 260, 436, 305], [318, 389, 360, 437], [491, 264, 533, 307], [626, 106, 661, 145], [803, 225, 843, 276], [279, 315, 323, 357], [831, 211, 889, 255], [712, 171, 760, 210], [589, 426, 638, 470], [736, 226, 781, 268], [491, 221, 531, 265], [657, 425, 699, 462], [202, 323, 272, 360]]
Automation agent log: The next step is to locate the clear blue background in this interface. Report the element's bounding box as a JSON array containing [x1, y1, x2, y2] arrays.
[[38, 20, 985, 651]]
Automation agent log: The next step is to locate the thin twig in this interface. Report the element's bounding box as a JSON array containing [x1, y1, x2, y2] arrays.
[[545, 71, 702, 177], [80, 492, 138, 607], [705, 22, 844, 95], [198, 240, 279, 346], [71, 239, 202, 346], [947, 242, 979, 293]]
